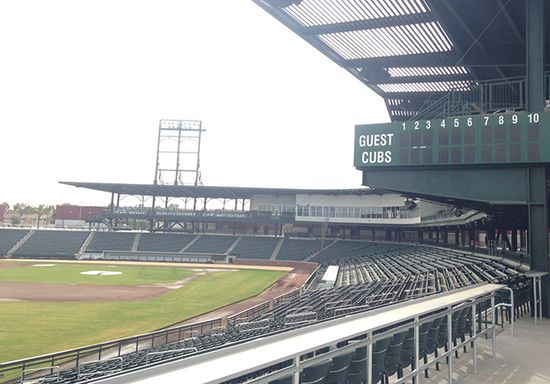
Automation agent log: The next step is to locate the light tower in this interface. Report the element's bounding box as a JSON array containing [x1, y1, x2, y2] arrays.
[[153, 119, 204, 187]]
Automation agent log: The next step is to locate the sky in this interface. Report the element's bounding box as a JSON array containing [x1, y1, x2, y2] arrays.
[[0, 0, 389, 207]]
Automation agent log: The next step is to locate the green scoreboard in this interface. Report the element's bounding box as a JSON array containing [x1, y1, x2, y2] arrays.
[[354, 111, 550, 168]]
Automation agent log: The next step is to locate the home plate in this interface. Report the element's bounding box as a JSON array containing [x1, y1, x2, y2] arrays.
[[80, 271, 123, 276], [33, 264, 55, 267]]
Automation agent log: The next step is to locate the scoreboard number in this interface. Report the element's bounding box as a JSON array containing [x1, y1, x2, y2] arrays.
[[399, 113, 542, 132], [529, 113, 540, 123]]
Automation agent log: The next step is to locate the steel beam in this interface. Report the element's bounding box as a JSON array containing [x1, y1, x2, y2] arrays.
[[341, 50, 524, 69], [526, 0, 548, 317], [526, 0, 546, 112], [303, 13, 435, 35]]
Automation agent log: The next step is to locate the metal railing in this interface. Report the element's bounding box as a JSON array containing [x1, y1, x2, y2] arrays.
[[227, 301, 271, 327], [272, 288, 301, 308], [420, 240, 530, 267], [0, 318, 221, 384], [414, 73, 550, 120], [420, 209, 483, 223]]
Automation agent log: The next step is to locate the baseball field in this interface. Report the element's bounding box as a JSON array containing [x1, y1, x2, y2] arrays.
[[0, 260, 288, 363]]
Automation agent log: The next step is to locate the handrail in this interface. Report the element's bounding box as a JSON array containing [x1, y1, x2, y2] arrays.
[[412, 73, 550, 121], [495, 286, 515, 336], [227, 301, 270, 327]]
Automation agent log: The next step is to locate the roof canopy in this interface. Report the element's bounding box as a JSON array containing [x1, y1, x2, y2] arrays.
[[60, 181, 382, 199], [253, 0, 550, 120]]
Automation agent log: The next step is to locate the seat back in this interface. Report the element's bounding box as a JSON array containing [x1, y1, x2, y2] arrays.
[[399, 328, 416, 369], [371, 336, 392, 383], [330, 352, 354, 371], [384, 330, 408, 377], [301, 360, 332, 383], [418, 320, 433, 355], [325, 366, 349, 384], [425, 317, 445, 354]]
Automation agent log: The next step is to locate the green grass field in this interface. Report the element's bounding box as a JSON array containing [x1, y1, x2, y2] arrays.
[[0, 262, 285, 362], [0, 261, 196, 285]]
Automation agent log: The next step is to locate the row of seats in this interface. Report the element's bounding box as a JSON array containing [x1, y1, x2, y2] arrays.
[[313, 241, 406, 263], [137, 233, 195, 252], [230, 236, 280, 259], [334, 247, 521, 290], [276, 239, 323, 261], [86, 232, 135, 252], [185, 235, 237, 254], [12, 231, 89, 258], [0, 228, 28, 254]]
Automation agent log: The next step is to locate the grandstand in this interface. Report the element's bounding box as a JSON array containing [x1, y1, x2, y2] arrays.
[[0, 236, 529, 384], [11, 230, 89, 259]]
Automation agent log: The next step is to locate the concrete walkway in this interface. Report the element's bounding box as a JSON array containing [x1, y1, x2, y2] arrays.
[[422, 316, 550, 384]]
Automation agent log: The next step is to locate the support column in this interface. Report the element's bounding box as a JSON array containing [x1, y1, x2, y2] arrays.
[[527, 0, 546, 112], [528, 165, 549, 317], [520, 229, 526, 250], [469, 227, 475, 248], [109, 192, 114, 229], [487, 226, 496, 251], [527, 0, 548, 317], [114, 194, 120, 229], [500, 229, 512, 250], [511, 229, 518, 252], [151, 196, 156, 231]]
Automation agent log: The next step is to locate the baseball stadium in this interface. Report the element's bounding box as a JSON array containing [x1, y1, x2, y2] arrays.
[[1, 1, 550, 384]]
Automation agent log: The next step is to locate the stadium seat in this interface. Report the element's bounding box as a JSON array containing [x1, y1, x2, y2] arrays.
[[300, 360, 332, 384]]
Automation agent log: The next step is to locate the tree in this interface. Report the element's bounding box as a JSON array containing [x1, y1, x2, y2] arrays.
[[11, 213, 21, 225]]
